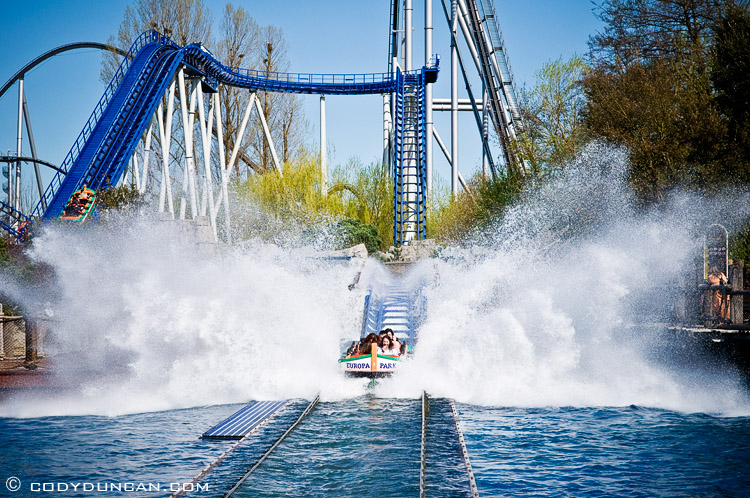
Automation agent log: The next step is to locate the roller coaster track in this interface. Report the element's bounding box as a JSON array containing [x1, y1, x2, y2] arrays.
[[0, 200, 31, 239], [5, 30, 437, 244], [0, 42, 128, 101], [464, 0, 524, 170]]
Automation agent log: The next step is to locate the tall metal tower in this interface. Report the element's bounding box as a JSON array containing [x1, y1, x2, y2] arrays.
[[385, 0, 524, 203]]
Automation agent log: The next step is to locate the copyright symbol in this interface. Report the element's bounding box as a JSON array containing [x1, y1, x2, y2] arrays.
[[6, 476, 21, 492]]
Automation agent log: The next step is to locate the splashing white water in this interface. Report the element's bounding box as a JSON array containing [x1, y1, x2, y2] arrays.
[[1, 215, 370, 417], [3, 144, 750, 417], [380, 145, 750, 415]]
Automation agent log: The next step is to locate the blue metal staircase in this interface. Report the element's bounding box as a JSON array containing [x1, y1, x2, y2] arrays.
[[0, 200, 31, 239], [393, 70, 428, 245]]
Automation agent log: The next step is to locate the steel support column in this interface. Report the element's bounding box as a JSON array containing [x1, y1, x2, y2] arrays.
[[14, 76, 24, 211], [451, 0, 459, 197], [425, 0, 434, 205], [405, 0, 413, 71], [320, 95, 327, 196]]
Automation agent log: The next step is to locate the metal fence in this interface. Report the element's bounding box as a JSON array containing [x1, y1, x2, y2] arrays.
[[0, 316, 26, 359], [0, 316, 52, 361]]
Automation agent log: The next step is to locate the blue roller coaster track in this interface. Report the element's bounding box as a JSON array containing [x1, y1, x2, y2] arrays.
[[1, 30, 438, 243]]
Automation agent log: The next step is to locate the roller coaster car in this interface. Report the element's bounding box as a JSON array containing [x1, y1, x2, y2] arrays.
[[339, 343, 404, 377], [60, 186, 96, 222]]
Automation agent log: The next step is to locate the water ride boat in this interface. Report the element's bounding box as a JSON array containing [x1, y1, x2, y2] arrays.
[[59, 186, 96, 222], [339, 264, 426, 377], [339, 343, 403, 377]]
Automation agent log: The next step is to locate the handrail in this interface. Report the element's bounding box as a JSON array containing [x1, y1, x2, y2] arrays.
[[30, 31, 175, 219], [82, 46, 183, 192], [182, 45, 400, 95]]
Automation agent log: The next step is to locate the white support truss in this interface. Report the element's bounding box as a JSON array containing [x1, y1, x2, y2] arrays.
[[123, 70, 285, 244]]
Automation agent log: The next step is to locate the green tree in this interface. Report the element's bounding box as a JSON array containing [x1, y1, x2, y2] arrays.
[[427, 171, 525, 245], [515, 55, 590, 175], [96, 183, 145, 212], [102, 0, 309, 180], [329, 159, 393, 248], [336, 219, 382, 254], [583, 0, 736, 201], [712, 3, 750, 171]]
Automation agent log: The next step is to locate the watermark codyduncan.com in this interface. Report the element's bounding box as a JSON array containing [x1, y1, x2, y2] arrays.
[[5, 477, 208, 493]]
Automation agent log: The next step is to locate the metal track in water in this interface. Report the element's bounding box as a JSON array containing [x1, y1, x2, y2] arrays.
[[223, 393, 320, 497], [420, 391, 429, 497], [450, 399, 480, 497], [170, 400, 293, 498], [420, 394, 480, 497]]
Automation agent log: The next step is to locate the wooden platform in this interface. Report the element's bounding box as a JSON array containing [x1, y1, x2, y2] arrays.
[[0, 358, 72, 398]]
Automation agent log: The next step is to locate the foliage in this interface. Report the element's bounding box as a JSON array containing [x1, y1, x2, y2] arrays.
[[96, 183, 145, 212], [729, 222, 750, 264], [583, 0, 749, 203], [0, 237, 45, 315], [233, 155, 393, 250], [329, 159, 393, 249], [589, 0, 722, 69], [235, 153, 340, 223], [711, 3, 750, 170], [426, 175, 477, 244], [336, 219, 382, 254], [427, 171, 526, 245], [583, 60, 721, 200], [514, 55, 590, 175]]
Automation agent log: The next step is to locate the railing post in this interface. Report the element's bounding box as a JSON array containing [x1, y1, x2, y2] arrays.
[[23, 317, 37, 369], [0, 303, 4, 359], [731, 259, 744, 325]]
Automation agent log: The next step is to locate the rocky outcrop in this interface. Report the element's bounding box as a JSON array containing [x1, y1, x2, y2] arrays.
[[377, 239, 438, 262]]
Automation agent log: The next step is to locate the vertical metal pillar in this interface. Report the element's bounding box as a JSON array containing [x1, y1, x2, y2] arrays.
[[450, 0, 459, 197], [403, 0, 416, 243], [320, 95, 327, 196], [14, 76, 24, 211], [405, 0, 413, 71], [383, 94, 392, 173], [213, 91, 232, 242], [482, 86, 489, 178], [425, 0, 434, 204]]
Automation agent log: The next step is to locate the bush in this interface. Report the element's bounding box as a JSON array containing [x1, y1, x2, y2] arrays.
[[234, 154, 393, 250], [96, 183, 144, 212], [336, 218, 382, 254]]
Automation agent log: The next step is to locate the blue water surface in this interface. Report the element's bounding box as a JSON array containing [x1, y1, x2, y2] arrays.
[[1, 399, 750, 497], [458, 405, 750, 497]]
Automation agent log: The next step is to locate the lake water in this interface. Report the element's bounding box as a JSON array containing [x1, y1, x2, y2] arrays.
[[2, 397, 750, 497], [3, 150, 750, 496]]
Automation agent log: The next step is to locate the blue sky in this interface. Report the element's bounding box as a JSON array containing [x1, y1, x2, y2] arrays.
[[0, 0, 603, 200]]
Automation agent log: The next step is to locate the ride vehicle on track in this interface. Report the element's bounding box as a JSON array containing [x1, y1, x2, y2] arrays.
[[59, 186, 96, 222]]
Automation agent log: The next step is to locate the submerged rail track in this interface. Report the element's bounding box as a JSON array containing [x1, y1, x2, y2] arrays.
[[184, 393, 478, 497]]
